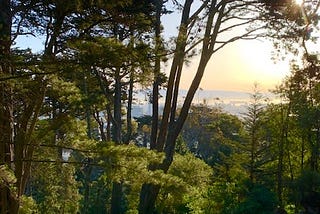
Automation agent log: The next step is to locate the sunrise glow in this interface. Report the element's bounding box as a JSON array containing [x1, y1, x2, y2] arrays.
[[180, 39, 290, 92]]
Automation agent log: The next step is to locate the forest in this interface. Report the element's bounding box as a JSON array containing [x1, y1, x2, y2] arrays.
[[0, 0, 320, 213]]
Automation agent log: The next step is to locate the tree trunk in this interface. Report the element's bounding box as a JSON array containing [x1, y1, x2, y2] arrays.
[[15, 82, 46, 197], [163, 54, 210, 171], [138, 184, 161, 214], [308, 132, 318, 171], [93, 67, 113, 142], [111, 67, 123, 213], [0, 1, 19, 213], [0, 0, 11, 167], [84, 73, 92, 139], [150, 0, 163, 150], [138, 0, 226, 212], [169, 63, 183, 129], [126, 71, 134, 144], [277, 104, 289, 209], [106, 108, 112, 142], [112, 67, 122, 144], [301, 136, 305, 171], [250, 131, 256, 183], [83, 73, 92, 214], [111, 182, 123, 214], [155, 0, 193, 151], [139, 0, 193, 211]]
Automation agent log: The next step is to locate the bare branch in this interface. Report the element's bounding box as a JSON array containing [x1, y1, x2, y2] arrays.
[[213, 25, 267, 53], [188, 0, 210, 24], [185, 37, 204, 54], [218, 19, 258, 34]]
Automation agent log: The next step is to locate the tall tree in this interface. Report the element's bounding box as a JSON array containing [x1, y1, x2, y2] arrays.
[[139, 1, 277, 212], [67, 1, 156, 212], [0, 1, 102, 212], [0, 0, 17, 213], [150, 0, 168, 150], [243, 84, 266, 183], [282, 60, 320, 171]]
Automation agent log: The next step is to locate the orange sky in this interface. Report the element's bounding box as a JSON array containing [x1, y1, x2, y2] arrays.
[[178, 39, 291, 92]]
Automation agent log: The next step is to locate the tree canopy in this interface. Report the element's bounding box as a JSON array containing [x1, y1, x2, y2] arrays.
[[0, 0, 320, 213]]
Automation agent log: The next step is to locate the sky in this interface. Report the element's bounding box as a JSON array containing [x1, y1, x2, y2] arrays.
[[179, 39, 290, 92], [161, 2, 292, 93], [14, 3, 294, 93], [16, 34, 291, 93]]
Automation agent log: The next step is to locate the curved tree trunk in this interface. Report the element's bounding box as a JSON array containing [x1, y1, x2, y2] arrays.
[[150, 0, 163, 150], [0, 1, 19, 213], [138, 1, 227, 212]]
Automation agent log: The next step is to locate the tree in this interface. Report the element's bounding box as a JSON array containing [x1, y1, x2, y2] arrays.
[[262, 0, 320, 210], [234, 183, 277, 214], [4, 0, 319, 213], [139, 1, 273, 212], [262, 0, 320, 56], [0, 1, 134, 212], [180, 104, 246, 176], [156, 152, 212, 213], [243, 84, 266, 184], [150, 0, 168, 150], [279, 58, 320, 172], [258, 102, 296, 210], [0, 0, 17, 212], [67, 1, 156, 212]]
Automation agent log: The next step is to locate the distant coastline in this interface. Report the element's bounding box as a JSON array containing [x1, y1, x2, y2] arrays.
[[132, 89, 277, 117]]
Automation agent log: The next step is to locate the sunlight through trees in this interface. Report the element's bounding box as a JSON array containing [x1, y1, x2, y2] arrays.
[[0, 0, 320, 213]]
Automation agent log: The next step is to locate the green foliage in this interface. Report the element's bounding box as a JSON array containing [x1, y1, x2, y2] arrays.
[[182, 105, 246, 165], [295, 170, 320, 193], [5, 0, 320, 213], [29, 162, 81, 214], [98, 144, 164, 211], [234, 184, 277, 214], [3, 0, 156, 213], [203, 182, 241, 214], [199, 181, 277, 214], [263, 0, 319, 59], [47, 75, 83, 106], [28, 113, 89, 213], [99, 143, 164, 183], [82, 176, 112, 214], [0, 164, 16, 185], [198, 181, 277, 214], [156, 153, 213, 213], [288, 170, 320, 211], [97, 144, 213, 213], [0, 164, 17, 207], [175, 135, 190, 155], [278, 58, 320, 171], [19, 196, 38, 214]]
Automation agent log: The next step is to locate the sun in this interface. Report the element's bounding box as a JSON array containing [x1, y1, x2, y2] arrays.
[[295, 0, 303, 5]]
